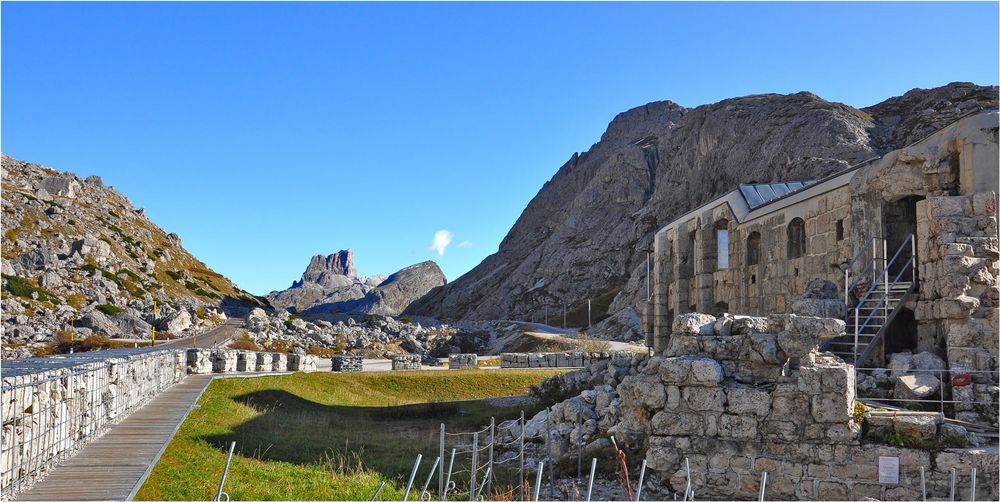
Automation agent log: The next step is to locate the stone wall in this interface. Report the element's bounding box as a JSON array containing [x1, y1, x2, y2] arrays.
[[392, 354, 421, 370], [448, 353, 477, 369], [914, 192, 999, 427], [184, 349, 315, 375], [614, 313, 999, 500], [331, 355, 362, 372], [1, 350, 187, 494], [500, 351, 634, 369]]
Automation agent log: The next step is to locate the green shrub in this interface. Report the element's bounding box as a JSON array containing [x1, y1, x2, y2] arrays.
[[165, 270, 183, 281], [96, 303, 125, 316], [3, 276, 50, 302]]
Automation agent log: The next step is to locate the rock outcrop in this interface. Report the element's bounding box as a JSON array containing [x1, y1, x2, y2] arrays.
[[1, 154, 262, 357], [406, 83, 998, 339], [268, 252, 445, 316]]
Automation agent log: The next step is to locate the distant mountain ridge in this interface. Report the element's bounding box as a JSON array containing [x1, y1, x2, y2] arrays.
[[405, 82, 999, 339], [267, 249, 445, 316]]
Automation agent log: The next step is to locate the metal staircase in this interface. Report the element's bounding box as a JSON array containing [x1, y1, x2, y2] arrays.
[[824, 234, 917, 366]]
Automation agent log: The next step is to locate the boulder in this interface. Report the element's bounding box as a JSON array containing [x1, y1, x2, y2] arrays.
[[913, 351, 946, 372], [160, 309, 192, 333], [39, 176, 81, 198], [894, 373, 941, 399], [74, 310, 121, 337], [888, 352, 914, 378], [672, 313, 716, 335]]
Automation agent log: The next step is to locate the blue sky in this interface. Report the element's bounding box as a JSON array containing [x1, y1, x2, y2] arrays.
[[3, 2, 997, 295]]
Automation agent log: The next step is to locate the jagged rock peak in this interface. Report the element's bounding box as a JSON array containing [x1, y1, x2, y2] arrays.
[[293, 249, 358, 288]]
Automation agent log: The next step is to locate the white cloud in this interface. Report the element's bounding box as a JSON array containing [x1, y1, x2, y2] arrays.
[[430, 230, 454, 256], [458, 240, 473, 248]]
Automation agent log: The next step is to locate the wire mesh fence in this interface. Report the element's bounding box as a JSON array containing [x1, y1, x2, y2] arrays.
[[0, 348, 187, 495]]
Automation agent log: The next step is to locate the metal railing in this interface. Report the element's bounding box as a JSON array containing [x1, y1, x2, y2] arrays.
[[855, 367, 1000, 428], [849, 234, 917, 365], [844, 237, 883, 304]]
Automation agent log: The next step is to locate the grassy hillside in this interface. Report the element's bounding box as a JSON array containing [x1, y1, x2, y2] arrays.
[[136, 370, 565, 501]]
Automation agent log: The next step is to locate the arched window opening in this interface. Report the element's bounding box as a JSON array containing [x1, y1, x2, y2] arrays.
[[787, 218, 806, 259], [714, 220, 730, 270], [746, 231, 762, 266]]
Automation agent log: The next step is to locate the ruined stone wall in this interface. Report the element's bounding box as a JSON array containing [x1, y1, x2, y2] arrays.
[[1, 350, 187, 494], [915, 192, 999, 427], [611, 314, 998, 500], [500, 351, 634, 369]]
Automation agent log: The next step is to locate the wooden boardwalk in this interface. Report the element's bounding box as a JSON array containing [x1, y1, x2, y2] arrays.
[[15, 375, 215, 501]]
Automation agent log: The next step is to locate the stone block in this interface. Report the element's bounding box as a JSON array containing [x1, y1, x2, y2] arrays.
[[392, 354, 421, 371], [448, 353, 477, 369], [717, 413, 757, 440], [672, 313, 716, 335], [726, 385, 771, 417], [682, 386, 725, 412]]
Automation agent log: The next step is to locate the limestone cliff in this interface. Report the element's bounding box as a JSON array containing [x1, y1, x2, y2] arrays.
[[406, 83, 998, 336]]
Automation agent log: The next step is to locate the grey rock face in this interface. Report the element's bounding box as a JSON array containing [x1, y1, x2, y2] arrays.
[[38, 175, 81, 198], [406, 83, 998, 338], [294, 249, 358, 288], [271, 253, 445, 316]]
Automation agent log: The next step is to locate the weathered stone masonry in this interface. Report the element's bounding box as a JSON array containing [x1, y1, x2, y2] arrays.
[[616, 314, 999, 500]]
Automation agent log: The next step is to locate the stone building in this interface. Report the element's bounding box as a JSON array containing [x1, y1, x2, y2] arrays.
[[643, 111, 998, 423]]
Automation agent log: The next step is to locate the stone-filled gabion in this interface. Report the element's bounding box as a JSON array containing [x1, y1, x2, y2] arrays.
[[271, 353, 288, 372], [448, 353, 478, 369], [499, 351, 633, 369], [211, 349, 238, 373], [255, 352, 270, 372], [235, 351, 252, 372], [392, 354, 421, 370], [187, 348, 213, 374], [287, 354, 316, 371], [332, 355, 363, 372]]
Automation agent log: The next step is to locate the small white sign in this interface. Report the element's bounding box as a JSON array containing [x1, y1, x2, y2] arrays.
[[878, 456, 900, 484]]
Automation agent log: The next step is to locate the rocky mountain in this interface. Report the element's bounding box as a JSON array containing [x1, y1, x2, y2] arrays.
[[267, 250, 445, 316], [1, 154, 264, 357], [406, 82, 999, 338]]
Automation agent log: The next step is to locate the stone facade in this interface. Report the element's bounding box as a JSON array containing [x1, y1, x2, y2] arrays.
[[448, 353, 477, 369], [331, 355, 362, 372], [500, 351, 634, 369], [391, 354, 421, 370], [644, 111, 999, 426]]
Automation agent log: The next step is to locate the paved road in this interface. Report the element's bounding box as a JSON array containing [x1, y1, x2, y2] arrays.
[[159, 318, 242, 349]]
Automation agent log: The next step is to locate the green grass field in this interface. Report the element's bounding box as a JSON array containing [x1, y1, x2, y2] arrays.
[[135, 369, 564, 500]]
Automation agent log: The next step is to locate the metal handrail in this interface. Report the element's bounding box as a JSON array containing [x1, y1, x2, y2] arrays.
[[854, 261, 917, 367], [857, 256, 914, 335], [844, 237, 879, 303], [854, 234, 913, 309]]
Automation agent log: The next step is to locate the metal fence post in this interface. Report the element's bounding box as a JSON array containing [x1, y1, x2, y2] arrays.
[[920, 466, 926, 502], [971, 467, 977, 502], [534, 462, 545, 502], [949, 468, 956, 501], [548, 407, 555, 500], [420, 456, 441, 502], [586, 458, 597, 502], [577, 414, 583, 482], [470, 432, 478, 501], [370, 480, 386, 502], [444, 448, 457, 499], [213, 441, 236, 502], [757, 471, 767, 502], [636, 459, 647, 502], [519, 410, 526, 502], [487, 417, 495, 499], [587, 299, 592, 328], [439, 423, 445, 501], [403, 454, 422, 502]]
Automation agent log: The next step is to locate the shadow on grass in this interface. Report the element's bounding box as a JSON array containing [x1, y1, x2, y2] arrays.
[[202, 389, 540, 489]]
